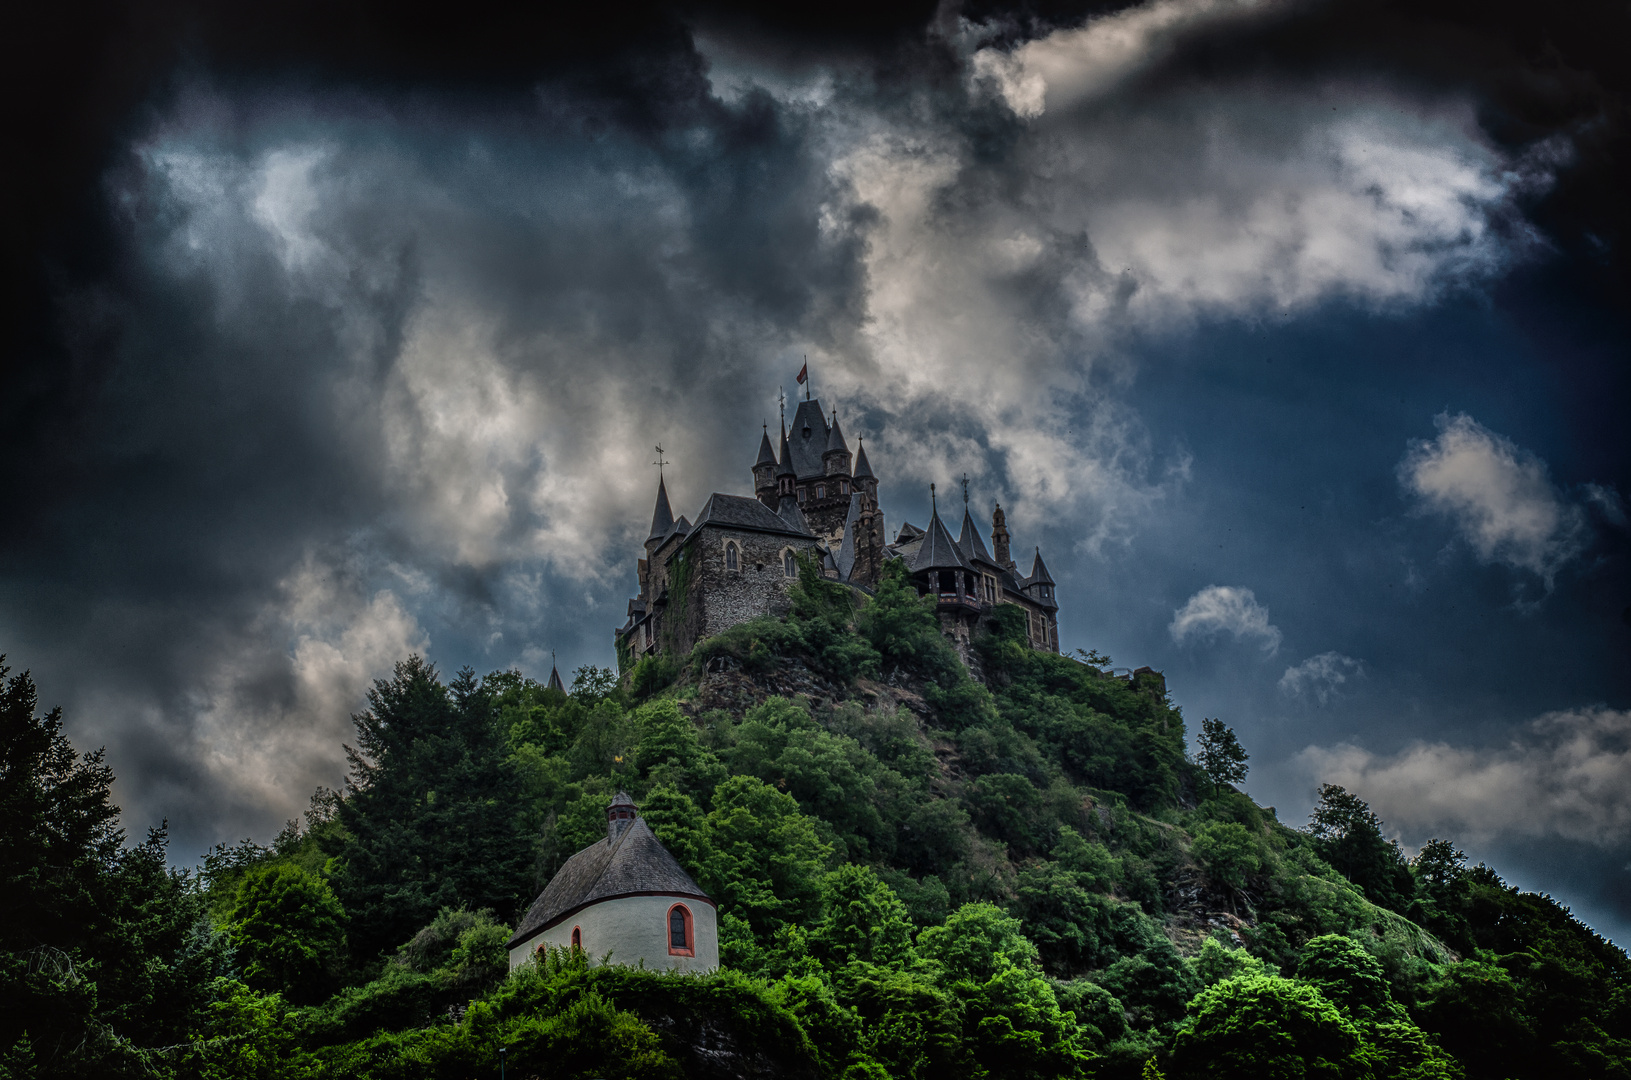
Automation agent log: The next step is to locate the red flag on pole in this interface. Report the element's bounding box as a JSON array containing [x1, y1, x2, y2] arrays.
[[796, 363, 808, 385]]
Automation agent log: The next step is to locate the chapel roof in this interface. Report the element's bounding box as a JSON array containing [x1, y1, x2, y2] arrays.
[[506, 816, 712, 950]]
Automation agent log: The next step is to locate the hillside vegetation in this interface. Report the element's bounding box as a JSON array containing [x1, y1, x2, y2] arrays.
[[3, 560, 1627, 1079]]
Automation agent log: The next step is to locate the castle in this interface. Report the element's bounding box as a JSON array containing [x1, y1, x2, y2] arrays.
[[615, 395, 1060, 671]]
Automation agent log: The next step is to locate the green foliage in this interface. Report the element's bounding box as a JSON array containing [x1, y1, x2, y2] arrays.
[[1306, 785, 1414, 915], [809, 865, 917, 968], [1169, 975, 1369, 1080], [229, 863, 347, 1003], [1195, 717, 1249, 789], [6, 614, 1630, 1080], [1191, 820, 1263, 892], [918, 902, 1041, 983], [701, 776, 832, 941], [329, 658, 532, 962]]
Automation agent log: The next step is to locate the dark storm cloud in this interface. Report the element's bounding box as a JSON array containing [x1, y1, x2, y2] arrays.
[[3, 0, 1627, 938]]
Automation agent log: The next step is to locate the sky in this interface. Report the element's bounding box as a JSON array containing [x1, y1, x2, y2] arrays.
[[4, 0, 1628, 943]]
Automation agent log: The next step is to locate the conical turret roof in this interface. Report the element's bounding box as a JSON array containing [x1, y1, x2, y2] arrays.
[[547, 662, 566, 693], [853, 441, 874, 479], [909, 506, 972, 573], [1029, 547, 1055, 586], [648, 476, 675, 540], [825, 412, 849, 455], [957, 507, 994, 564], [775, 431, 797, 478], [755, 426, 777, 466]]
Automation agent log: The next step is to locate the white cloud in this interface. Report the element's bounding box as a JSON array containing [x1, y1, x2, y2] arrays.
[[183, 553, 428, 831], [1169, 585, 1282, 653], [1279, 651, 1364, 703], [1299, 707, 1631, 847], [1400, 412, 1586, 586], [970, 0, 1282, 118]]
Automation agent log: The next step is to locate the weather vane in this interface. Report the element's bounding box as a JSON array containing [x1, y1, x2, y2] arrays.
[[930, 482, 937, 511], [652, 444, 669, 480], [962, 472, 969, 506]]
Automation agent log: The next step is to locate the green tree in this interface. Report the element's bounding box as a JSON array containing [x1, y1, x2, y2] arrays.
[[1192, 820, 1263, 892], [229, 863, 347, 1003], [918, 902, 1041, 983], [331, 658, 532, 961], [1306, 784, 1414, 914], [809, 864, 917, 969], [1168, 975, 1371, 1080], [702, 776, 831, 940], [1196, 718, 1249, 790]]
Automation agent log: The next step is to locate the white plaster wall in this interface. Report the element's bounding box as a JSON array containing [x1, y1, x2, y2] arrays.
[[508, 894, 718, 973]]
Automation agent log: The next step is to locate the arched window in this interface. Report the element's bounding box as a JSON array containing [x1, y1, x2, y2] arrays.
[[784, 550, 797, 577], [571, 926, 582, 949], [725, 542, 739, 571], [667, 904, 694, 956]]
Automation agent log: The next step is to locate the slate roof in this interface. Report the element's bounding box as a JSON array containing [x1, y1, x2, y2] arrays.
[[775, 432, 796, 479], [909, 509, 973, 573], [755, 427, 777, 466], [787, 399, 831, 479], [547, 664, 565, 693], [689, 493, 814, 538], [853, 441, 874, 480], [1028, 547, 1055, 586], [957, 508, 995, 565], [648, 477, 675, 540], [826, 413, 849, 455], [507, 816, 713, 950]]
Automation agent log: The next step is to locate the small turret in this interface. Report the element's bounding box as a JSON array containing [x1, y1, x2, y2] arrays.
[[991, 502, 1012, 569], [753, 424, 778, 507], [823, 409, 852, 477], [607, 790, 638, 841]]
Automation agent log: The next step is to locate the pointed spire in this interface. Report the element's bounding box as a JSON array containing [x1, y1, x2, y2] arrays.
[[1029, 547, 1055, 585], [776, 430, 796, 478], [756, 424, 777, 466], [825, 410, 849, 454], [648, 475, 675, 540], [957, 506, 994, 563], [547, 655, 566, 694], [853, 440, 874, 479]]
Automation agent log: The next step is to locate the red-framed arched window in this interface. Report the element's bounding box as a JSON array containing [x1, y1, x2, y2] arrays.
[[571, 926, 582, 950], [667, 903, 694, 957]]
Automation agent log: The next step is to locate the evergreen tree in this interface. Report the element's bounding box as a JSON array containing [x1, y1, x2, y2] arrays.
[[330, 658, 531, 961]]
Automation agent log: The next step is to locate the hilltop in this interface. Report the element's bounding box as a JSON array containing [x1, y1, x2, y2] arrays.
[[2, 559, 1627, 1079]]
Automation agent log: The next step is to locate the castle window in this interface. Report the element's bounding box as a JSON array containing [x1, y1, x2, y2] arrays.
[[784, 550, 797, 577], [816, 484, 826, 500], [725, 542, 739, 571], [571, 926, 582, 950], [667, 904, 694, 956], [798, 487, 807, 503]]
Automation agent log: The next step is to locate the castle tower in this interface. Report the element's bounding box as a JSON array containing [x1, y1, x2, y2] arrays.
[[991, 501, 1013, 570], [853, 440, 876, 504], [823, 410, 852, 477], [753, 425, 778, 508]]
